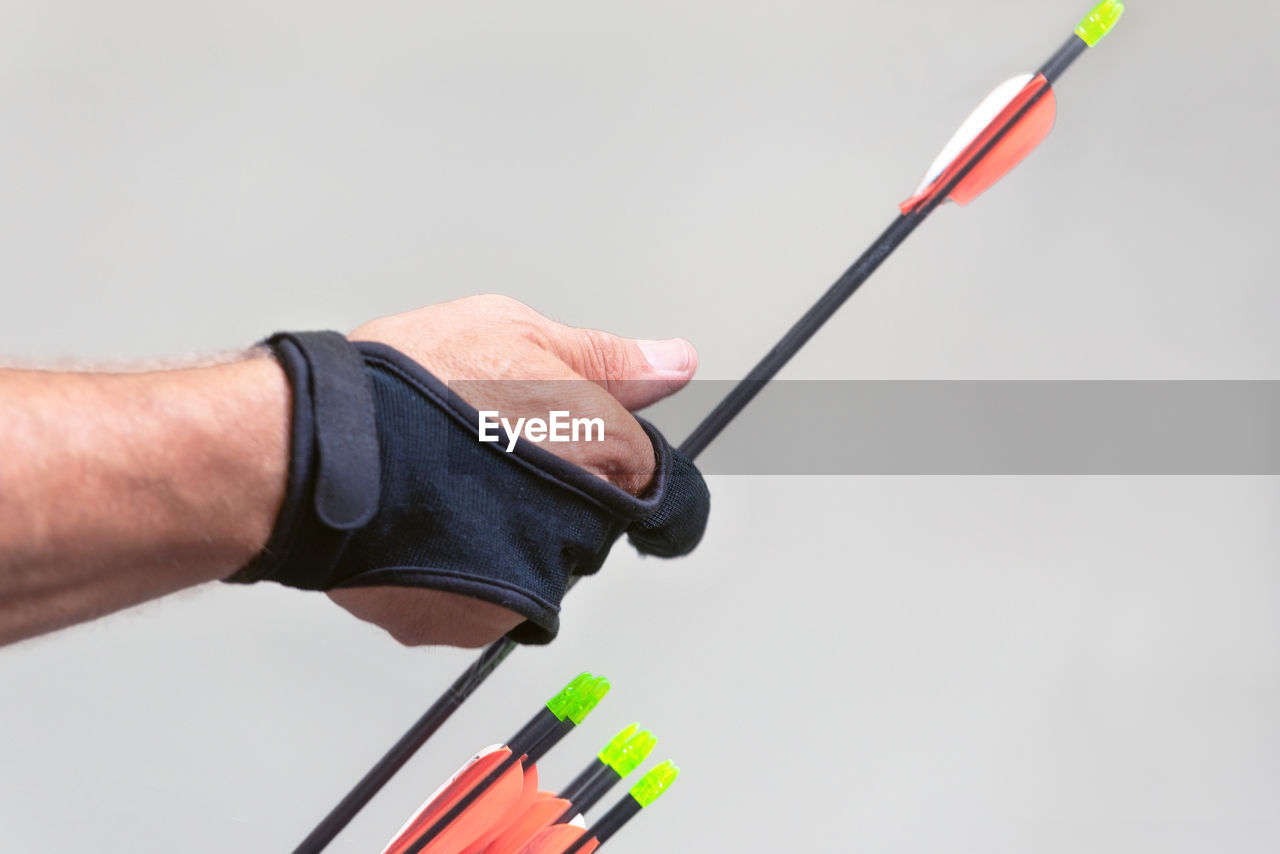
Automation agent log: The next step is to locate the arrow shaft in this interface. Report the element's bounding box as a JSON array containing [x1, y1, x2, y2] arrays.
[[291, 16, 1109, 853], [553, 760, 619, 825], [291, 638, 515, 854], [562, 797, 640, 854], [556, 758, 611, 811], [1040, 34, 1088, 84], [678, 210, 924, 459]]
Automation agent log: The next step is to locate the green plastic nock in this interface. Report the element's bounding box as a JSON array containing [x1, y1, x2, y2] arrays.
[[546, 672, 594, 722], [567, 675, 611, 725], [599, 724, 657, 778], [1076, 0, 1124, 47], [630, 761, 679, 809]]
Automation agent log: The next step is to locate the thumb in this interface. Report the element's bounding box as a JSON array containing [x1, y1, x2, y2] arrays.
[[544, 326, 698, 411]]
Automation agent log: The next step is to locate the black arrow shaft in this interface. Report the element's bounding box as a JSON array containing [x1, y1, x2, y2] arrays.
[[289, 638, 514, 854], [678, 210, 924, 459], [289, 26, 1098, 854], [553, 759, 620, 825], [562, 795, 641, 854]]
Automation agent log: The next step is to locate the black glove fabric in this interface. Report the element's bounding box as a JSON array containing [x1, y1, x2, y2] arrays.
[[227, 331, 710, 644]]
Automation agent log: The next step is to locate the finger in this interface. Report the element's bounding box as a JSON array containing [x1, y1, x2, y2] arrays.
[[539, 324, 698, 411]]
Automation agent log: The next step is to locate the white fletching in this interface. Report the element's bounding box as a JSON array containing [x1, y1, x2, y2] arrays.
[[912, 73, 1034, 196]]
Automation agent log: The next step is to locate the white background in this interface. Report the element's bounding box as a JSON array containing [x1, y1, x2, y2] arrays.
[[2, 1, 1278, 851]]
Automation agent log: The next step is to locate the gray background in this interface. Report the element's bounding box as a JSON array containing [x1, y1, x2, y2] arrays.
[[2, 0, 1278, 851]]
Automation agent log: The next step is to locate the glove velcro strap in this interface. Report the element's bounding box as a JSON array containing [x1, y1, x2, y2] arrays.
[[269, 332, 381, 530], [226, 331, 381, 586]]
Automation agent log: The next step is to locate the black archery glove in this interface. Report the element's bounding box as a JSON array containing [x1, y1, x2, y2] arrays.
[[226, 331, 710, 644]]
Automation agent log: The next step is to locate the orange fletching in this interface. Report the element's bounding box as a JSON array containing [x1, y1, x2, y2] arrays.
[[421, 762, 532, 854], [451, 765, 542, 854], [479, 791, 574, 854], [383, 749, 530, 854], [900, 74, 1056, 214], [951, 81, 1056, 205]]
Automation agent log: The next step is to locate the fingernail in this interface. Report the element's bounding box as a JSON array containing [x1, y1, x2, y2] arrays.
[[638, 339, 693, 374]]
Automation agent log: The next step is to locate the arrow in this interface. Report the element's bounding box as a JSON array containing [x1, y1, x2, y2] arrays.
[[291, 4, 1126, 850], [677, 0, 1124, 459], [479, 724, 657, 854], [515, 761, 679, 854], [381, 673, 610, 854]]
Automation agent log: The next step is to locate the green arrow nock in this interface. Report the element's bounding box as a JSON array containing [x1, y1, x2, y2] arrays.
[[546, 672, 611, 724], [569, 675, 611, 725], [546, 673, 592, 721], [1076, 0, 1125, 47], [629, 760, 679, 809], [598, 724, 657, 778]]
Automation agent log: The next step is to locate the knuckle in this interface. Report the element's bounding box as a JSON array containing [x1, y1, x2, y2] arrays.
[[470, 293, 534, 320], [517, 322, 556, 355], [576, 329, 632, 380], [586, 423, 655, 495]]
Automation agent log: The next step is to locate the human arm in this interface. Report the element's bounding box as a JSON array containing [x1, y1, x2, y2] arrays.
[[0, 295, 703, 648], [0, 355, 288, 644]]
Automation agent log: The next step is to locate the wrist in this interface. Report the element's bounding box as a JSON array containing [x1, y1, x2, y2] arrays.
[[206, 354, 291, 574]]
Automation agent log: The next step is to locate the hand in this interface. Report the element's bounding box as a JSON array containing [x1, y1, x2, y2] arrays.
[[328, 295, 699, 646]]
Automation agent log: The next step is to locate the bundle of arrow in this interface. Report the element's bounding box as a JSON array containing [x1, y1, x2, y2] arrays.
[[381, 674, 676, 854]]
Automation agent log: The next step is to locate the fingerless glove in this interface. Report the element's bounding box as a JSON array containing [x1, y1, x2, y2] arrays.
[[227, 331, 710, 644]]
